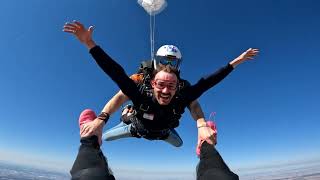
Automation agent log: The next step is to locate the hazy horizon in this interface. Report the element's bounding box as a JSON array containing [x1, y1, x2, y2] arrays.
[[1, 152, 320, 179]]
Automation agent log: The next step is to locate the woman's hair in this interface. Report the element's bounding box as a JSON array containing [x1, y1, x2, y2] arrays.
[[151, 64, 180, 80]]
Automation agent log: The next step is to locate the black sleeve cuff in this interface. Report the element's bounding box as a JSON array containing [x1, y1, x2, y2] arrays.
[[227, 63, 234, 71], [89, 45, 100, 54]]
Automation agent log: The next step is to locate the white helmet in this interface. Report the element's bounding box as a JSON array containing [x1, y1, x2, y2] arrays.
[[156, 45, 182, 59], [154, 45, 182, 70]]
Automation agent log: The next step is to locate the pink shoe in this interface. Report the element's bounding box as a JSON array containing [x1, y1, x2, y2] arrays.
[[79, 109, 103, 146], [196, 121, 217, 157], [79, 109, 97, 128]]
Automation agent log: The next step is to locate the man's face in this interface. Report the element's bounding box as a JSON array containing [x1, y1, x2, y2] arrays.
[[151, 71, 178, 105]]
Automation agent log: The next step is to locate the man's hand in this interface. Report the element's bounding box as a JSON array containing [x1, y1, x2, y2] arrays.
[[196, 125, 217, 156], [198, 126, 217, 146], [230, 48, 259, 68], [63, 20, 96, 49], [80, 118, 105, 145]]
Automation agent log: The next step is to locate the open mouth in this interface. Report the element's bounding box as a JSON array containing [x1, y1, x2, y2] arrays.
[[159, 93, 171, 101]]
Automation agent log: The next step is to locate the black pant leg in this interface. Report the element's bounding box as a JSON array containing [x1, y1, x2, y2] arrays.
[[70, 136, 116, 180], [197, 142, 239, 180]]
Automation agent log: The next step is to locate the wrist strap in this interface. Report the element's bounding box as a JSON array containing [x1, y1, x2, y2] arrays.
[[197, 125, 208, 128], [97, 112, 110, 124]]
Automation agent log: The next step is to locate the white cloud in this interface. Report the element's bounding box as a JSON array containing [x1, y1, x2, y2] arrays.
[[0, 150, 72, 173], [111, 168, 195, 180], [237, 158, 320, 180]]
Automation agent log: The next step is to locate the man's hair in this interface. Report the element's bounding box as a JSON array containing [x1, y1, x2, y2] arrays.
[[151, 64, 180, 80]]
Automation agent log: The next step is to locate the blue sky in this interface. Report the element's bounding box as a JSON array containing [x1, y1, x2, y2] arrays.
[[0, 0, 319, 178]]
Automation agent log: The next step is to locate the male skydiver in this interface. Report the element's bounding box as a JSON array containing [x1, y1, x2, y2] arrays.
[[63, 21, 258, 148], [83, 43, 216, 147]]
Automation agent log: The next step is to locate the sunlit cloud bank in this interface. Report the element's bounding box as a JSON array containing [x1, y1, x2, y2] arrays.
[[2, 149, 320, 180], [0, 150, 72, 173], [237, 159, 320, 180], [112, 168, 195, 180], [0, 162, 70, 180]]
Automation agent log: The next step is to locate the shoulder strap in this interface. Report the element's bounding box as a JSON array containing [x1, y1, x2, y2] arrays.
[[136, 60, 154, 93], [137, 60, 154, 74], [178, 79, 191, 91]]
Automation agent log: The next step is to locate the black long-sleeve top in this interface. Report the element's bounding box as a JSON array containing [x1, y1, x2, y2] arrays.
[[90, 46, 233, 130]]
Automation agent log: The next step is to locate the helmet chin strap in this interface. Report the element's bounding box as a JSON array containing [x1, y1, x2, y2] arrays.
[[175, 58, 182, 71], [153, 58, 158, 70]]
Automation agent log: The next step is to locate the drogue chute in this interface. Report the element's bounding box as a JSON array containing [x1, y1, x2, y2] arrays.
[[137, 0, 167, 16], [137, 0, 167, 61]]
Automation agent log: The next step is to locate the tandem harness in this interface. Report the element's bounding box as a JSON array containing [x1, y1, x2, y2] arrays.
[[122, 107, 171, 140], [121, 103, 183, 140]]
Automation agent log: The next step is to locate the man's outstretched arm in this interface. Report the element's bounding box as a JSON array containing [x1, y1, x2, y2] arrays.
[[80, 90, 129, 138], [188, 100, 216, 145]]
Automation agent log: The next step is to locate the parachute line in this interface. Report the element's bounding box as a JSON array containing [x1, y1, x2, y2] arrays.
[[138, 0, 167, 60], [149, 15, 156, 61]]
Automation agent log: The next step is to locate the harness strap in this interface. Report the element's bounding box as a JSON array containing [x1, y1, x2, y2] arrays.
[[130, 117, 170, 140]]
